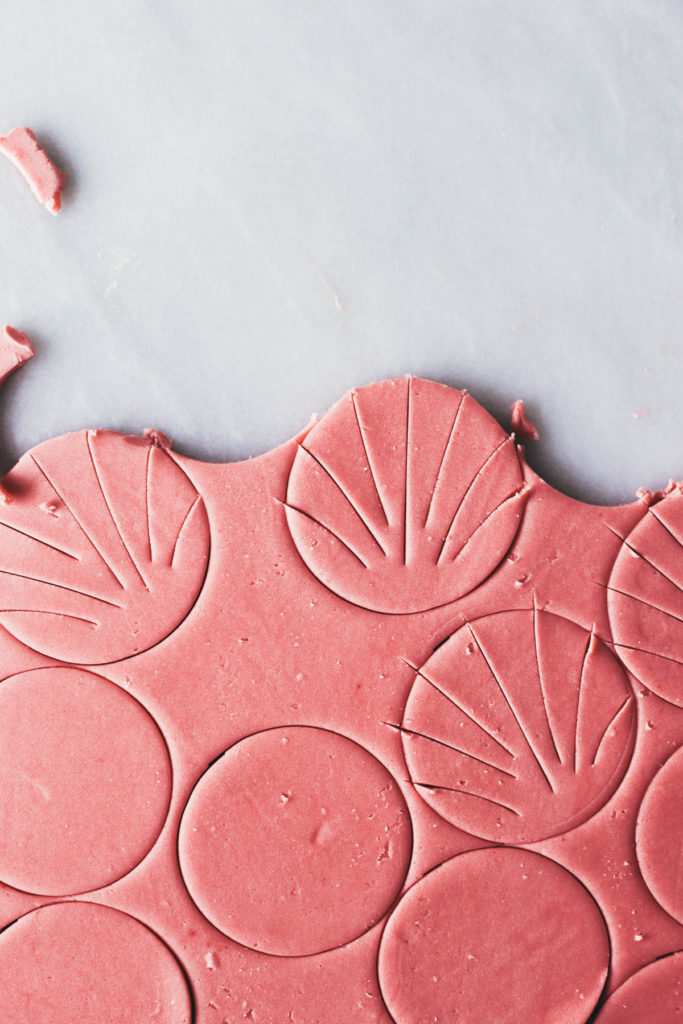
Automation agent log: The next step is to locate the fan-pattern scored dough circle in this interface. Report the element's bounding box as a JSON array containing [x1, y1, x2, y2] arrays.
[[402, 609, 636, 844], [286, 377, 526, 613], [607, 490, 683, 706], [0, 429, 210, 664]]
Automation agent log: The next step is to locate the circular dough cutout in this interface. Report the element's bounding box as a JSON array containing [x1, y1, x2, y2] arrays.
[[593, 951, 683, 1024], [0, 902, 192, 1024], [0, 429, 210, 665], [179, 725, 412, 956], [0, 667, 172, 895], [286, 378, 526, 613], [378, 847, 609, 1024], [636, 745, 683, 924], [607, 492, 683, 706], [403, 610, 635, 844]]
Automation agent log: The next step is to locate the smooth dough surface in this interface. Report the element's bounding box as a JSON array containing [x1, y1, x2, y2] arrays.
[[378, 847, 610, 1024], [593, 951, 683, 1024], [0, 902, 192, 1023], [179, 725, 412, 956], [635, 745, 683, 925], [0, 666, 171, 895]]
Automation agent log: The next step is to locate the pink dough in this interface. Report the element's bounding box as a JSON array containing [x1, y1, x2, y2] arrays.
[[0, 327, 34, 504], [0, 368, 682, 1022], [510, 398, 540, 441], [0, 325, 34, 385], [0, 427, 210, 663], [0, 903, 192, 1023], [401, 608, 635, 845], [592, 952, 683, 1023], [635, 745, 683, 925], [0, 666, 171, 895], [287, 378, 527, 613], [179, 725, 411, 956], [608, 488, 683, 706], [378, 848, 610, 1024], [0, 127, 66, 214]]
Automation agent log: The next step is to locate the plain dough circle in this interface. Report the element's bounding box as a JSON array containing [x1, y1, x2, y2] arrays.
[[0, 902, 192, 1023], [636, 745, 683, 924], [179, 725, 412, 956], [0, 666, 172, 895], [592, 951, 683, 1023], [378, 847, 609, 1024]]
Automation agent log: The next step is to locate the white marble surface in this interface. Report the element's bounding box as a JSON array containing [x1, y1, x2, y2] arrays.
[[0, 1, 681, 503]]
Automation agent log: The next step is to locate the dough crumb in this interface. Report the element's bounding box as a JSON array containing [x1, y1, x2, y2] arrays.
[[204, 950, 220, 970], [143, 428, 173, 451], [510, 399, 539, 442], [636, 479, 680, 506], [0, 127, 67, 214], [1, 325, 34, 373]]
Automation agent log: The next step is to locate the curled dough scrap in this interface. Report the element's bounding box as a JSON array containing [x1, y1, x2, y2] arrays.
[[0, 325, 34, 386]]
